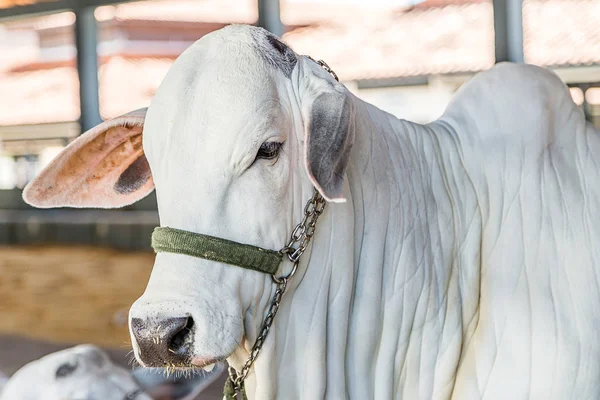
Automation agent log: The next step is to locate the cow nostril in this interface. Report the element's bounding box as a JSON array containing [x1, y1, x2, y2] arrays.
[[131, 316, 194, 367], [168, 316, 194, 355]]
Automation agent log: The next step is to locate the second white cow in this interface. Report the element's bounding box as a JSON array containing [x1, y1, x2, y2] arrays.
[[0, 345, 149, 400]]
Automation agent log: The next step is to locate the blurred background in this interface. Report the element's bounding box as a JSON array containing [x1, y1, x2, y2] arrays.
[[0, 0, 598, 397]]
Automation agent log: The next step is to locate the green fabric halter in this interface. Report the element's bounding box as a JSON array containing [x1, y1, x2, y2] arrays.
[[151, 227, 283, 275]]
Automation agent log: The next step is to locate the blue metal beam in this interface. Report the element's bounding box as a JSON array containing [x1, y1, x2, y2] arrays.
[[74, 6, 102, 132], [258, 0, 283, 37], [493, 0, 524, 63]]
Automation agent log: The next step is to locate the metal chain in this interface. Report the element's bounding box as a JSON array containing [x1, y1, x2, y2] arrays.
[[226, 56, 338, 399], [307, 56, 340, 82], [278, 189, 327, 269], [226, 190, 326, 398], [227, 276, 289, 397]]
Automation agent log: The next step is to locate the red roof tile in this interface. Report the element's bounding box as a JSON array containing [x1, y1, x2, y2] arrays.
[[0, 66, 79, 125], [95, 0, 257, 24], [0, 0, 57, 9], [0, 56, 175, 126], [282, 1, 495, 80], [1, 0, 598, 128], [523, 0, 600, 67], [412, 0, 488, 8], [98, 56, 173, 119]]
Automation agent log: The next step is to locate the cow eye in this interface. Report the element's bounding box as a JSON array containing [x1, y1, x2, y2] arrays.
[[55, 361, 78, 378], [255, 141, 283, 161]]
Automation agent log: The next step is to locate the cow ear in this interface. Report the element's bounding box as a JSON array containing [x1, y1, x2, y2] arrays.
[[299, 57, 355, 203], [23, 108, 154, 209]]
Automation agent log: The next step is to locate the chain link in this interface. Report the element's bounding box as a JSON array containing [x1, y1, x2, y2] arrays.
[[307, 56, 340, 82], [226, 56, 338, 399], [278, 189, 327, 267]]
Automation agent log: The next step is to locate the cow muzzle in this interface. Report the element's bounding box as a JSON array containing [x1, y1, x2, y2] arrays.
[[130, 316, 194, 367], [128, 294, 241, 371]]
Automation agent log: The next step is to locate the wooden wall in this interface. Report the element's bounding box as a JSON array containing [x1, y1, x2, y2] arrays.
[[0, 245, 154, 348]]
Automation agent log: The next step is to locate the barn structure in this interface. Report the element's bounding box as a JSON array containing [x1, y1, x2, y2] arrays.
[[0, 0, 597, 397]]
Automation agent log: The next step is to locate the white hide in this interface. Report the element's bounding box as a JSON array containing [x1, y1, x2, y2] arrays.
[[135, 34, 600, 399], [23, 25, 600, 399], [0, 345, 150, 400]]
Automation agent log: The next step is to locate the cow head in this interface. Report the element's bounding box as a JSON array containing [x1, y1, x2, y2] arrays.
[[0, 345, 150, 400], [24, 25, 355, 371]]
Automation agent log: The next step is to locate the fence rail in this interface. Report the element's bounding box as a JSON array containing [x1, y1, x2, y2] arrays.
[[0, 189, 158, 250]]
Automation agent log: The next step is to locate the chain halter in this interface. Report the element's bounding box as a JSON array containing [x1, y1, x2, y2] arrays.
[[225, 58, 339, 400]]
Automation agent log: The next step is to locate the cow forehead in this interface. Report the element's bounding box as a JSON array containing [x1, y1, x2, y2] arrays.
[[6, 347, 104, 387], [144, 72, 283, 174], [146, 25, 296, 118], [212, 24, 298, 77], [39, 346, 107, 372], [143, 26, 295, 175]]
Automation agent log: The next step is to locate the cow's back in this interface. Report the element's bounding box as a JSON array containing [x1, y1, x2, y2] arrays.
[[440, 63, 600, 399]]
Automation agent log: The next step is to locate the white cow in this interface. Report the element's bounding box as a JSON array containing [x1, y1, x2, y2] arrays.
[[0, 345, 223, 400], [0, 345, 150, 400], [23, 25, 600, 399]]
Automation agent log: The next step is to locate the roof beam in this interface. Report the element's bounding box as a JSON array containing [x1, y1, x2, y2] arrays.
[[0, 0, 135, 22], [493, 0, 524, 63]]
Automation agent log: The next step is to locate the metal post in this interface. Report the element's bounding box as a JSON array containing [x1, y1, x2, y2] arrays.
[[74, 6, 102, 132], [493, 0, 524, 63], [258, 0, 284, 38]]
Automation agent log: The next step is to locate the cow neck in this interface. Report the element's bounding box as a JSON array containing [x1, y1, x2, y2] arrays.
[[233, 95, 479, 399]]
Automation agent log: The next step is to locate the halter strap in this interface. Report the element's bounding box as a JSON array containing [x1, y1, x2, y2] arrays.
[[151, 227, 283, 275]]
